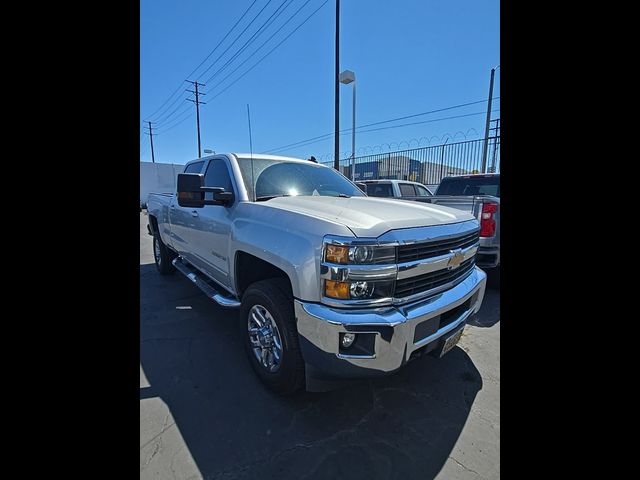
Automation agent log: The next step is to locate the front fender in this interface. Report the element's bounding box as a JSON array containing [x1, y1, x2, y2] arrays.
[[230, 203, 354, 301]]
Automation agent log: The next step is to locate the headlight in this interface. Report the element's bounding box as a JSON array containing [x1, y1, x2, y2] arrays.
[[324, 279, 394, 300], [350, 246, 373, 263], [323, 243, 395, 264]]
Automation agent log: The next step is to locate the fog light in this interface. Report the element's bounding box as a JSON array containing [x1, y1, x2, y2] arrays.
[[349, 281, 371, 298], [341, 333, 356, 348]]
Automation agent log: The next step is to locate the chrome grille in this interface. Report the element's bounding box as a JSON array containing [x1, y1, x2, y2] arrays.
[[397, 230, 479, 263], [394, 257, 476, 299]]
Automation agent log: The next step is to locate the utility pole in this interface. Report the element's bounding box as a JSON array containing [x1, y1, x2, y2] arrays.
[[481, 67, 496, 173], [333, 0, 340, 171], [146, 121, 156, 163], [186, 80, 206, 158]]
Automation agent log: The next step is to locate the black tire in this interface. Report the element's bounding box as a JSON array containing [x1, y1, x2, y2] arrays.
[[153, 234, 176, 275], [240, 278, 305, 394]]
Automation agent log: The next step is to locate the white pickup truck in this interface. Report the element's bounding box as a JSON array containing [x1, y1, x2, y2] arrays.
[[146, 153, 487, 393]]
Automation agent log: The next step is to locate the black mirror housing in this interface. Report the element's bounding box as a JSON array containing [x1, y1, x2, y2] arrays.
[[177, 174, 234, 207], [177, 173, 205, 208]]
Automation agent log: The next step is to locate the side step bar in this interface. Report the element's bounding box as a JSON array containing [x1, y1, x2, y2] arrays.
[[172, 257, 241, 308]]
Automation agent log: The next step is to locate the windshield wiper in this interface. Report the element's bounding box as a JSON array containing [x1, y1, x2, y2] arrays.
[[255, 194, 292, 202], [336, 193, 350, 198]]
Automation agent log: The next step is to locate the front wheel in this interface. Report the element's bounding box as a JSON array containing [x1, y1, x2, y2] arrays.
[[153, 234, 176, 274], [240, 278, 305, 394]]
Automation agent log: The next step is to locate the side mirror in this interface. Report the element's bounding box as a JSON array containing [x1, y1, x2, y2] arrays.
[[176, 173, 235, 208], [177, 173, 205, 208]]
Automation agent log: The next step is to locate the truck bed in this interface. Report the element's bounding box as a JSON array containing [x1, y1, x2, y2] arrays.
[[425, 195, 499, 218]]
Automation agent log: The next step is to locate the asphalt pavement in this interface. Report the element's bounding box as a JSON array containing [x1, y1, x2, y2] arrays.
[[140, 212, 500, 479]]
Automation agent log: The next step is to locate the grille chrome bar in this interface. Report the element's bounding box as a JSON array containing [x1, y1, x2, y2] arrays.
[[397, 241, 478, 280], [397, 230, 479, 263]]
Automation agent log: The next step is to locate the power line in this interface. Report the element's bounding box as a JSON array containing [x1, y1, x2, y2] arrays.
[[154, 102, 192, 128], [201, 0, 294, 86], [150, 0, 275, 127], [187, 0, 260, 81], [358, 110, 499, 135], [269, 110, 500, 154], [207, 0, 329, 102], [206, 0, 315, 95], [262, 97, 500, 153], [195, 0, 276, 81], [153, 93, 192, 126], [151, 0, 328, 132], [155, 106, 195, 135], [142, 0, 259, 122], [157, 0, 316, 135]]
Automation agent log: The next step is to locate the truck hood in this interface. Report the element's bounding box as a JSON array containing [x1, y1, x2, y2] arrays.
[[264, 196, 476, 237]]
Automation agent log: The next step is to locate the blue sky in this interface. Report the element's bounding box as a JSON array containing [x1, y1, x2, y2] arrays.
[[140, 0, 499, 165]]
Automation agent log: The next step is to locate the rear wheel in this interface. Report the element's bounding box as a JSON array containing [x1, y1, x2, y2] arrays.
[[153, 234, 176, 274], [240, 278, 305, 394]]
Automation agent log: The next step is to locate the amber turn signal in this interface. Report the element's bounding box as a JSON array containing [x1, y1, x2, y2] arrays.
[[325, 244, 349, 264], [325, 280, 350, 299]]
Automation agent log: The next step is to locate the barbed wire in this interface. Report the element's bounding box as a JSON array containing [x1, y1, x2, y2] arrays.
[[316, 129, 481, 162]]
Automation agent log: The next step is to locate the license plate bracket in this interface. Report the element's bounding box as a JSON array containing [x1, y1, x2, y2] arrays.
[[439, 327, 464, 357]]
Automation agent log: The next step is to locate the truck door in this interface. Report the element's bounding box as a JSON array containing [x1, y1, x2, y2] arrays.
[[169, 160, 205, 262], [188, 158, 236, 290]]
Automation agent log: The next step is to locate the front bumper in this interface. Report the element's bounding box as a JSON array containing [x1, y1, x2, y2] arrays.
[[295, 266, 486, 379]]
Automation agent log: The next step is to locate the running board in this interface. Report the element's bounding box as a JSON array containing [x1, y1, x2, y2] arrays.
[[172, 257, 241, 308]]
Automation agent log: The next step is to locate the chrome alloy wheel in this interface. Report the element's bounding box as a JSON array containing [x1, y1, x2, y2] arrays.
[[247, 304, 283, 373], [153, 237, 162, 266]]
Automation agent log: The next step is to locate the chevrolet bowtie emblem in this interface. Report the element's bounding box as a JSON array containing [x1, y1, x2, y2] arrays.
[[447, 249, 464, 270]]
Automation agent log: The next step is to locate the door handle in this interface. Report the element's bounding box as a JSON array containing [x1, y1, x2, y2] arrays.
[[191, 210, 199, 217]]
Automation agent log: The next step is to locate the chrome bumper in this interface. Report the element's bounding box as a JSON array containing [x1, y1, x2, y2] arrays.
[[295, 266, 487, 378]]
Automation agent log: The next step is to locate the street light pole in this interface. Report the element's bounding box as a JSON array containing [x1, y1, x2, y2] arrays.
[[339, 70, 356, 180], [351, 79, 356, 181], [333, 0, 340, 171]]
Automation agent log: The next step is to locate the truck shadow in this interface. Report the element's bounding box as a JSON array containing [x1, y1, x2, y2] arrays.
[[140, 263, 484, 479], [467, 287, 500, 328]]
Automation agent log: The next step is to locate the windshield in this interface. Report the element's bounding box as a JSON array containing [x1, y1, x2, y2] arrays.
[[237, 159, 365, 201], [436, 175, 500, 197]]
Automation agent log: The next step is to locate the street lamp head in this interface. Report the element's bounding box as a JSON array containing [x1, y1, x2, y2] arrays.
[[339, 70, 355, 84]]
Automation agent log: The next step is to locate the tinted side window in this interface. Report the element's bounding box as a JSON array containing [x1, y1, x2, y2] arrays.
[[399, 184, 416, 197], [184, 161, 204, 174], [204, 159, 233, 200], [366, 183, 393, 197], [415, 185, 431, 197]]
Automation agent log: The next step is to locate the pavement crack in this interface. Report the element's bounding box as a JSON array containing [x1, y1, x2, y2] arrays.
[[142, 439, 162, 468], [448, 455, 486, 479], [140, 417, 177, 451]]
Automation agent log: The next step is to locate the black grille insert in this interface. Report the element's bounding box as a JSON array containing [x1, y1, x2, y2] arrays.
[[395, 258, 475, 299]]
